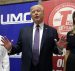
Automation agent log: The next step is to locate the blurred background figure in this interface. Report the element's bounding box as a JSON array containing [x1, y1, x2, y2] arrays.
[[0, 35, 10, 71], [64, 11, 75, 71]]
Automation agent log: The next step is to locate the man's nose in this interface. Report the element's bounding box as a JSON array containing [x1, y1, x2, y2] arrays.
[[34, 11, 38, 15]]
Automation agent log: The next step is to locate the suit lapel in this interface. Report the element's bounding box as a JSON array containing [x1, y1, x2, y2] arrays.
[[27, 23, 33, 50]]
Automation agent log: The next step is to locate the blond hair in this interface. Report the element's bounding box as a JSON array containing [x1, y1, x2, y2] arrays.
[[30, 4, 44, 12]]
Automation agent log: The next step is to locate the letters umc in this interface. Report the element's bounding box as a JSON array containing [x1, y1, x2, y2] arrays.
[[0, 12, 33, 24]]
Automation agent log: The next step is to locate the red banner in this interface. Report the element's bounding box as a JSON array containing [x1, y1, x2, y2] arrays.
[[42, 0, 75, 70]]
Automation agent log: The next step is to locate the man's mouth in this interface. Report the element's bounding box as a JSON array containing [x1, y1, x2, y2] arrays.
[[35, 15, 39, 18]]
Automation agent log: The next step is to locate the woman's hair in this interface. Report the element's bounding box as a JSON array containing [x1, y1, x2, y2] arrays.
[[72, 11, 75, 24]]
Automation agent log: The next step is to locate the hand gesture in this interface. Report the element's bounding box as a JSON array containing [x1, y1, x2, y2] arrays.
[[1, 36, 12, 51], [56, 36, 67, 50]]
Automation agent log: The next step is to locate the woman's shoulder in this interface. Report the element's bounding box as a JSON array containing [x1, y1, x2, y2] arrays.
[[67, 30, 73, 34], [67, 30, 75, 36]]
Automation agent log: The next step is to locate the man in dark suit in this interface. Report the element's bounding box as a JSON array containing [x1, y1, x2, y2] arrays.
[[1, 4, 63, 71]]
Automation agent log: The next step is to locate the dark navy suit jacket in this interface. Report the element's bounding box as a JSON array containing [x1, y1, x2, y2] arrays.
[[10, 23, 59, 71]]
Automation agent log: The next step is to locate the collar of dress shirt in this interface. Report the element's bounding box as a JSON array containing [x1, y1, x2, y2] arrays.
[[33, 22, 44, 29]]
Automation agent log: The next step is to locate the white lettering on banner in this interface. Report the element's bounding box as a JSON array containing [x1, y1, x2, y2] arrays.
[[0, 12, 33, 25], [57, 59, 64, 67]]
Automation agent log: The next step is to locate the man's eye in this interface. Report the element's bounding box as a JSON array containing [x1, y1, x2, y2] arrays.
[[31, 11, 35, 13]]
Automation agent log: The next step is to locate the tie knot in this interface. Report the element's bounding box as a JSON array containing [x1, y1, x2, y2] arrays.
[[36, 25, 39, 31], [36, 25, 39, 28]]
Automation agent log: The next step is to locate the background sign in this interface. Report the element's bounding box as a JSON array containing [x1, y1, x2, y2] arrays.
[[42, 0, 75, 70]]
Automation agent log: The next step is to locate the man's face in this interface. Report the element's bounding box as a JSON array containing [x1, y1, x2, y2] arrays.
[[30, 6, 44, 24]]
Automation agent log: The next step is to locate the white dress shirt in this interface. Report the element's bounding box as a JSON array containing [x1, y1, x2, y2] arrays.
[[32, 22, 44, 54], [0, 35, 10, 71]]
